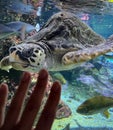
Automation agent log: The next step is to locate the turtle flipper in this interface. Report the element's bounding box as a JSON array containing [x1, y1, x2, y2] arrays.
[[62, 41, 113, 65], [107, 34, 113, 43], [0, 56, 12, 72]]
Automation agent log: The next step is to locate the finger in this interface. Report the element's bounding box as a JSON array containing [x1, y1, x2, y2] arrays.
[[36, 81, 61, 130], [2, 72, 31, 130], [17, 69, 48, 130], [0, 84, 8, 127]]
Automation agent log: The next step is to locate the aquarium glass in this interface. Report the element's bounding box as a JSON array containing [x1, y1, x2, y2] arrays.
[[1, 0, 113, 130]]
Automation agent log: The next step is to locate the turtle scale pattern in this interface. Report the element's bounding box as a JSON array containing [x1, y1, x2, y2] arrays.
[[31, 11, 105, 52], [53, 0, 110, 15]]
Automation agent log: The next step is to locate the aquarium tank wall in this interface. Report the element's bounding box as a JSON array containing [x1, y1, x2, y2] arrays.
[[1, 0, 113, 130]]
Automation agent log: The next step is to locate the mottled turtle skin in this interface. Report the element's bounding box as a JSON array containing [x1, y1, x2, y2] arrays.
[[53, 0, 112, 15], [1, 11, 113, 72]]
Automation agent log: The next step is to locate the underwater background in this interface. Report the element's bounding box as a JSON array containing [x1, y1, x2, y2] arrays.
[[1, 0, 113, 130]]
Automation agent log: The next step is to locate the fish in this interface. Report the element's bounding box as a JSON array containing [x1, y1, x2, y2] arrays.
[[76, 95, 113, 118], [19, 24, 26, 41], [6, 21, 35, 33], [108, 0, 113, 2], [6, 0, 35, 15], [0, 24, 17, 39], [0, 21, 36, 40], [6, 21, 36, 41], [52, 72, 67, 84], [102, 0, 113, 2]]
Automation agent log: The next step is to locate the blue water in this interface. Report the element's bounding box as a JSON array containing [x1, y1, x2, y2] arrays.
[[78, 13, 113, 39], [88, 14, 113, 39]]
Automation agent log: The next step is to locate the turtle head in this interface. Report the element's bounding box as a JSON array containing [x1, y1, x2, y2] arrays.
[[0, 41, 51, 72]]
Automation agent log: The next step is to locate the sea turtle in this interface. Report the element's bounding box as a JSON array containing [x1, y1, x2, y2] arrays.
[[1, 11, 113, 72], [53, 0, 113, 15], [0, 21, 37, 68], [0, 21, 36, 40]]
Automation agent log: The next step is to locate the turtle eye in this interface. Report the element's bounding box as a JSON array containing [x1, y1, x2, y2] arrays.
[[22, 48, 34, 58], [9, 47, 17, 53]]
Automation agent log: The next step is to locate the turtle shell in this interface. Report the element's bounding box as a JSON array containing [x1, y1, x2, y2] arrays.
[[53, 0, 112, 15], [31, 11, 106, 54]]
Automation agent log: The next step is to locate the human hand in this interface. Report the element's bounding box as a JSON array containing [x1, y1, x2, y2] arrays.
[[0, 69, 61, 130]]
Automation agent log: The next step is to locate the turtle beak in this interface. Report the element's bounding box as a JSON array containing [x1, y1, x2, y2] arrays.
[[0, 56, 12, 72], [9, 51, 29, 70]]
